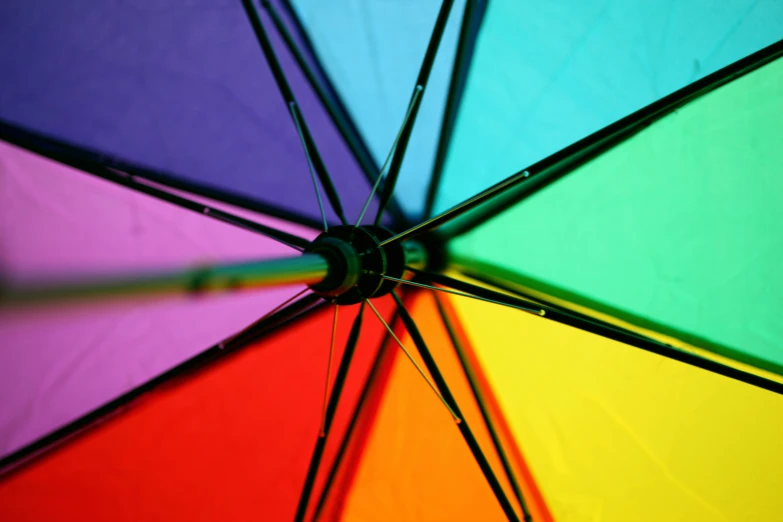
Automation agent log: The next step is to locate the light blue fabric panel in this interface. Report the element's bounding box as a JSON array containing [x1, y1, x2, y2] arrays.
[[435, 0, 783, 213], [290, 0, 467, 219]]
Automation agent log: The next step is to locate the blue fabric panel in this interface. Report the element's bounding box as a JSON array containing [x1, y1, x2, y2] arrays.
[[435, 0, 783, 213], [290, 0, 467, 218]]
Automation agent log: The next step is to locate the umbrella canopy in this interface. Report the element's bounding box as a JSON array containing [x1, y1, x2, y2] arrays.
[[1, 1, 782, 521]]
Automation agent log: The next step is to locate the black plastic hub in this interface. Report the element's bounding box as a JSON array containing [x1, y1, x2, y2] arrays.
[[305, 225, 406, 304]]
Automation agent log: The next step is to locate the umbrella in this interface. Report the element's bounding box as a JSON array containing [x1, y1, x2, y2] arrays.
[[1, 1, 782, 520]]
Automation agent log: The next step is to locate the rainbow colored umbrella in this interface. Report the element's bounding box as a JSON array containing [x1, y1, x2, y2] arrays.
[[1, 1, 782, 520]]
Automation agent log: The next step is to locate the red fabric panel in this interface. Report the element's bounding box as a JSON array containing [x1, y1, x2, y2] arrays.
[[0, 298, 396, 521], [315, 330, 399, 522]]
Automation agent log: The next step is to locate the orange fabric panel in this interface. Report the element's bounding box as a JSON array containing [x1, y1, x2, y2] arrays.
[[0, 298, 396, 522], [334, 291, 543, 521]]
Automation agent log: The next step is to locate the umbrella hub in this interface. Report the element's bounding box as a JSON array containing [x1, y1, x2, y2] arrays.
[[305, 225, 416, 304]]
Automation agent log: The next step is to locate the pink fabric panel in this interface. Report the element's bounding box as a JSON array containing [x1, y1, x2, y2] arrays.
[[0, 141, 318, 457]]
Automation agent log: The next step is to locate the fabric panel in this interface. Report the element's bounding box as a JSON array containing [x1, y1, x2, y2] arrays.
[[336, 291, 537, 522], [0, 300, 396, 521], [290, 0, 467, 218], [0, 140, 317, 458], [450, 55, 783, 373], [0, 0, 379, 226], [436, 0, 783, 213], [450, 292, 783, 522], [436, 293, 555, 522]]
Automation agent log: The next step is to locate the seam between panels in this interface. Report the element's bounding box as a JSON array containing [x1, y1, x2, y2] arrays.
[[315, 307, 406, 522], [434, 39, 783, 240], [432, 266, 783, 396], [433, 291, 556, 522], [451, 258, 783, 382], [0, 119, 325, 233], [0, 295, 324, 477], [424, 0, 490, 220], [275, 0, 411, 230]]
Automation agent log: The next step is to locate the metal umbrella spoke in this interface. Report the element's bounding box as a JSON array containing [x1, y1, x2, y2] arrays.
[[381, 274, 544, 316], [0, 291, 324, 474], [291, 102, 329, 230], [419, 268, 783, 397], [373, 0, 457, 225], [355, 85, 423, 226], [260, 0, 409, 227], [0, 120, 311, 251], [320, 303, 340, 436], [311, 310, 399, 521], [432, 294, 534, 521], [294, 303, 366, 522], [391, 291, 521, 522], [365, 298, 461, 423], [200, 205, 305, 251], [378, 169, 533, 248], [219, 287, 311, 349], [383, 41, 783, 247], [423, 0, 488, 219], [241, 0, 349, 227]]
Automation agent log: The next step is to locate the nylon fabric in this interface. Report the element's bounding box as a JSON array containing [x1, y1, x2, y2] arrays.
[[450, 55, 783, 374], [435, 0, 783, 213], [0, 140, 317, 459], [335, 292, 539, 521], [449, 292, 783, 522], [0, 0, 383, 226], [435, 293, 555, 522], [0, 300, 396, 521], [289, 0, 467, 218]]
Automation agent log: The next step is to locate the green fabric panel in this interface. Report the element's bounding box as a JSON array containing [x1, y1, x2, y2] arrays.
[[450, 57, 783, 374]]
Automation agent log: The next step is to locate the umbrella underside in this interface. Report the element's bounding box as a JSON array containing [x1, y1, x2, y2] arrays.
[[1, 0, 783, 521]]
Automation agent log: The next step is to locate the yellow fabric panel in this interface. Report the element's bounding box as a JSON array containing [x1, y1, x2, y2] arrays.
[[450, 261, 783, 387], [339, 292, 509, 521], [449, 294, 783, 522]]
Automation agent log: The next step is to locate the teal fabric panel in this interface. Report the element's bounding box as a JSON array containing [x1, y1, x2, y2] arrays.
[[436, 0, 783, 213], [290, 0, 466, 218], [450, 56, 783, 374]]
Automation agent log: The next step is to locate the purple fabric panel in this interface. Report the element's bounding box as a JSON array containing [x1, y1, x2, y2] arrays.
[[260, 5, 385, 225], [0, 140, 317, 458], [265, 0, 337, 112], [0, 0, 380, 227]]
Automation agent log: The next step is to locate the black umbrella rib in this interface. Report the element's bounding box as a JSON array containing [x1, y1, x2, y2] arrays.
[[391, 291, 522, 522], [432, 293, 533, 520], [411, 269, 783, 397], [261, 1, 410, 229], [0, 293, 323, 477], [294, 303, 365, 522], [310, 309, 400, 521], [380, 37, 783, 247], [241, 0, 349, 227], [0, 120, 310, 250], [373, 0, 457, 226], [423, 0, 489, 220]]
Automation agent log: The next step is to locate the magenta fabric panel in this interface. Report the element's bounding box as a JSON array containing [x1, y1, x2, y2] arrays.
[[0, 140, 317, 457]]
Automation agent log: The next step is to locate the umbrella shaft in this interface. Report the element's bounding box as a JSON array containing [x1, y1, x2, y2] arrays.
[[1, 254, 329, 306], [3, 242, 428, 306]]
